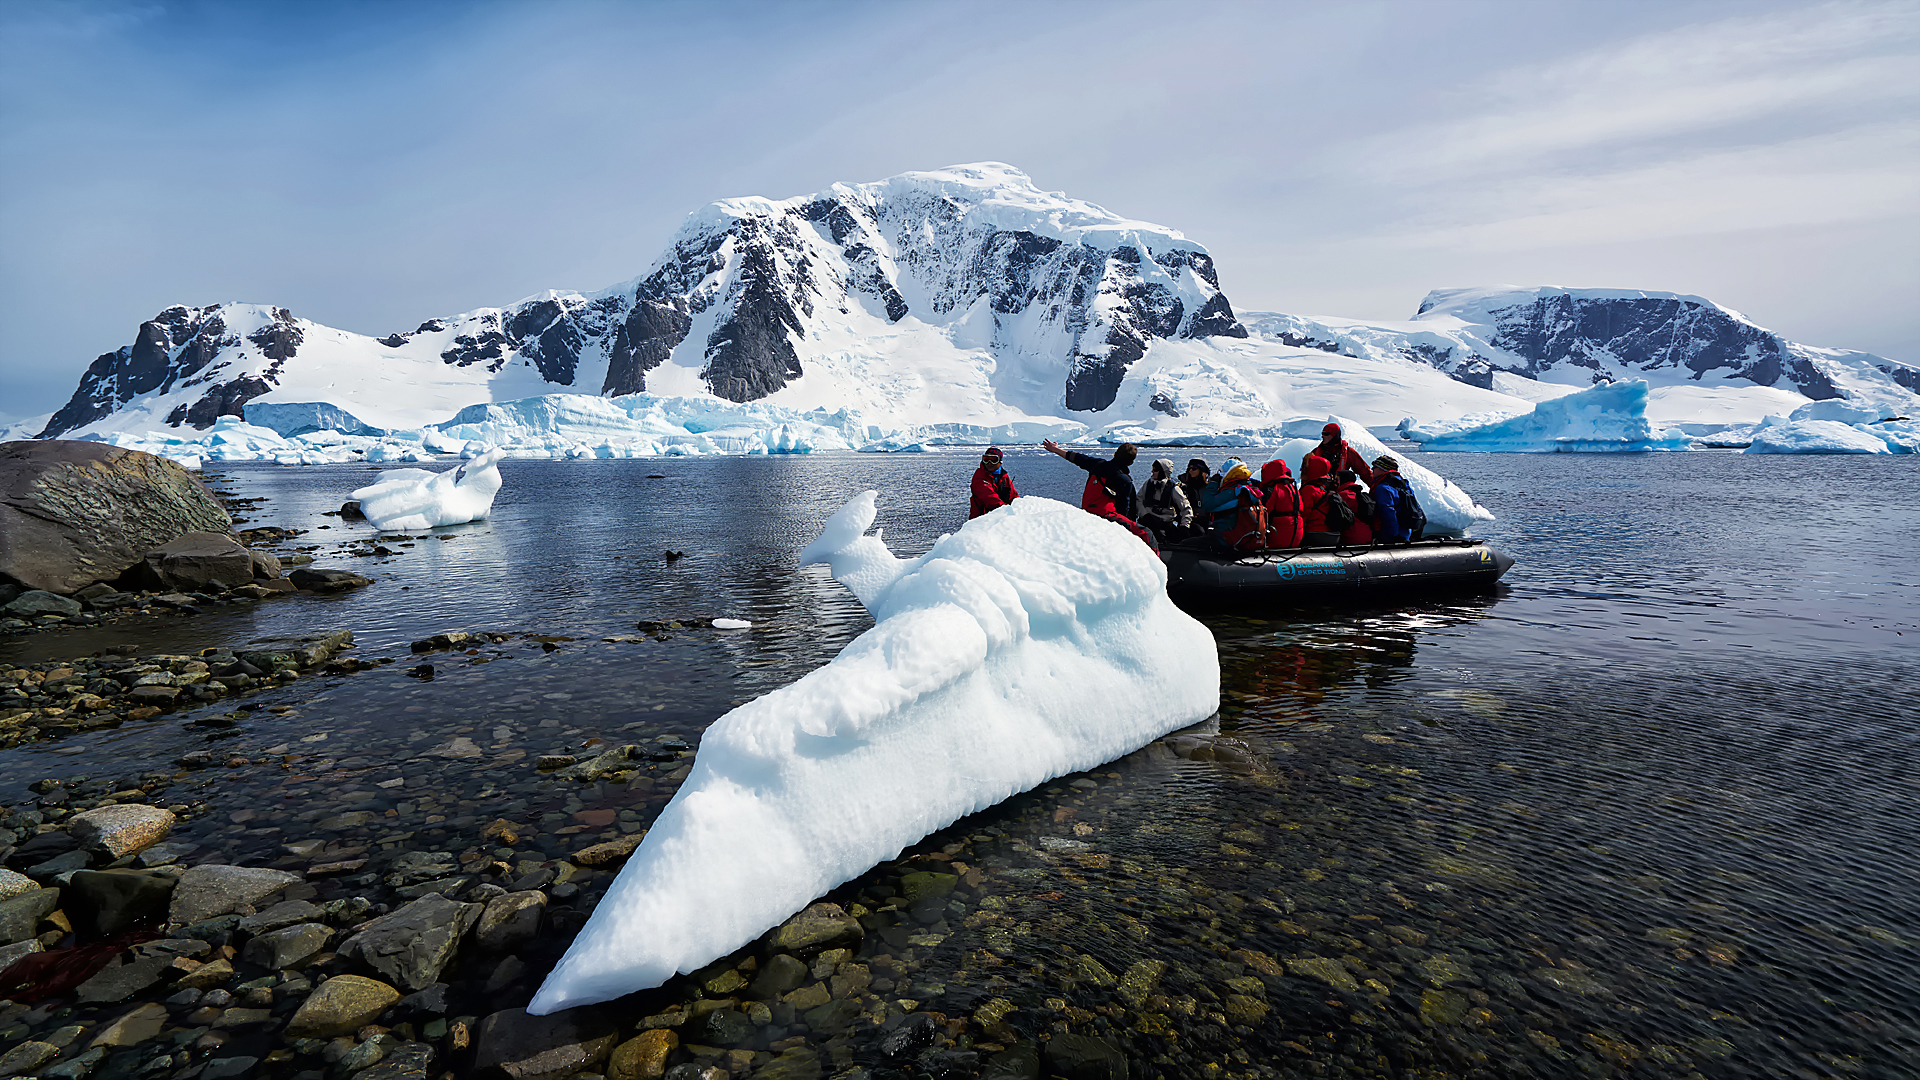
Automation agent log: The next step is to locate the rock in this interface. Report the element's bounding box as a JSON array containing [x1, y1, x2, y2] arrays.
[[0, 1040, 59, 1076], [242, 921, 331, 969], [168, 864, 302, 925], [339, 500, 366, 521], [900, 871, 957, 903], [247, 547, 282, 580], [66, 869, 178, 938], [67, 803, 176, 858], [0, 867, 36, 901], [982, 1044, 1042, 1080], [126, 685, 181, 708], [1116, 959, 1167, 1007], [0, 886, 59, 945], [176, 957, 235, 989], [749, 953, 809, 999], [89, 1001, 169, 1048], [1286, 956, 1360, 994], [1223, 993, 1269, 1025], [135, 531, 256, 592], [211, 1007, 273, 1027], [199, 1057, 262, 1080], [475, 891, 546, 952], [315, 810, 380, 831], [336, 893, 482, 991], [236, 898, 326, 935], [569, 833, 644, 867], [76, 953, 175, 1003], [757, 1048, 822, 1080], [287, 974, 403, 1037], [355, 1043, 436, 1080], [771, 902, 863, 955], [392, 982, 450, 1017], [288, 567, 372, 592], [608, 1029, 677, 1080], [555, 744, 640, 782], [0, 441, 233, 594], [1, 590, 82, 618], [0, 938, 43, 972], [472, 1007, 617, 1080], [1042, 1033, 1129, 1080]]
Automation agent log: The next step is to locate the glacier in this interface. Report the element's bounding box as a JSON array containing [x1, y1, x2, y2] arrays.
[[526, 491, 1220, 1013], [1405, 381, 1694, 453]]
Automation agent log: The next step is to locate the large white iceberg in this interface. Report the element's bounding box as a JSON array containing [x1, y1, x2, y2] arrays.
[[527, 492, 1220, 1013], [1408, 381, 1693, 453], [1744, 417, 1895, 455], [348, 449, 506, 530]]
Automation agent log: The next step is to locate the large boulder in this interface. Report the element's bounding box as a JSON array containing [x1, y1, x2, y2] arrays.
[[136, 531, 274, 592], [0, 441, 231, 594]]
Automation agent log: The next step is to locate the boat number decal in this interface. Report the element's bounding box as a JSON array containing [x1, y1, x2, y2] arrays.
[[1276, 559, 1347, 582]]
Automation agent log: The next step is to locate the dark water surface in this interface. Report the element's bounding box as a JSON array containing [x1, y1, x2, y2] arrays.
[[3, 448, 1916, 1079]]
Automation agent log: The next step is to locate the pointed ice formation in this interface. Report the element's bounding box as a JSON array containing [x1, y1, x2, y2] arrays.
[[527, 491, 1219, 1013], [348, 449, 506, 531]]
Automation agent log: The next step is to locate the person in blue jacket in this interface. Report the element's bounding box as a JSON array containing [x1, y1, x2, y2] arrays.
[[1370, 455, 1416, 544]]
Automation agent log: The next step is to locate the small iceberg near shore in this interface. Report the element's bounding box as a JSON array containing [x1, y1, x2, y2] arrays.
[[349, 449, 507, 530], [528, 491, 1220, 1013], [1407, 381, 1693, 453]]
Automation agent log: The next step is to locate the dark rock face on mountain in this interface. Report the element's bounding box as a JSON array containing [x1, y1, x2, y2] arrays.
[[0, 441, 232, 594], [42, 305, 285, 438]]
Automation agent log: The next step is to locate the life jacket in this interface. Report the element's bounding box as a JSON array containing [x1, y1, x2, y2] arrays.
[[1082, 474, 1158, 551], [1259, 459, 1302, 549]]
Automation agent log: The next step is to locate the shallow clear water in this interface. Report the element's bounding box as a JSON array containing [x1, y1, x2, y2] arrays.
[[4, 448, 1917, 1078]]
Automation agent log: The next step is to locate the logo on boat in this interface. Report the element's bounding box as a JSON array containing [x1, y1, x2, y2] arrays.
[[1477, 549, 1493, 563], [1276, 559, 1346, 581]]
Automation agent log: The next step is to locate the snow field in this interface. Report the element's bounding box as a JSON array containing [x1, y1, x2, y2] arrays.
[[528, 492, 1220, 1012]]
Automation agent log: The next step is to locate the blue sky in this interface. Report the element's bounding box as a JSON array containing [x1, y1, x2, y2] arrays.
[[2, 0, 1916, 424]]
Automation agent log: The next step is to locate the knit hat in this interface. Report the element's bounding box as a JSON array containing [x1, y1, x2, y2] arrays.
[[982, 447, 1003, 462], [1186, 458, 1209, 473], [1372, 455, 1398, 472], [1322, 422, 1342, 438], [1219, 458, 1251, 484]]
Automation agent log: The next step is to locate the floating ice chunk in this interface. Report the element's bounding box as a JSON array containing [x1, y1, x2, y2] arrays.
[[527, 492, 1220, 1013], [1744, 418, 1892, 454], [1267, 417, 1493, 533], [711, 618, 752, 630], [348, 448, 506, 530], [1409, 381, 1692, 453]]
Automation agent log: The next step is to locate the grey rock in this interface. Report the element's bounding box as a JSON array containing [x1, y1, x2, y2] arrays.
[[0, 867, 37, 900], [167, 864, 302, 925], [771, 902, 863, 955], [392, 982, 450, 1017], [40, 1047, 104, 1080], [88, 1001, 169, 1048], [288, 567, 373, 592], [76, 953, 175, 1003], [355, 1043, 436, 1080], [982, 1043, 1043, 1080], [286, 973, 401, 1038], [472, 1007, 617, 1080], [336, 1034, 397, 1074], [2, 590, 82, 618], [474, 891, 546, 952], [26, 848, 92, 881], [134, 841, 196, 867], [236, 898, 326, 936], [0, 440, 232, 594], [135, 531, 255, 592], [555, 744, 639, 781], [66, 869, 177, 938], [1042, 1034, 1129, 1080], [0, 937, 44, 972], [337, 893, 482, 991], [198, 1057, 261, 1080], [0, 886, 59, 945], [241, 921, 331, 970], [0, 1040, 59, 1076], [750, 953, 810, 999]]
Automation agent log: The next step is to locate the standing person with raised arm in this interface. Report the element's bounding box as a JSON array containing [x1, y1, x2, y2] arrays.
[[1042, 439, 1140, 522]]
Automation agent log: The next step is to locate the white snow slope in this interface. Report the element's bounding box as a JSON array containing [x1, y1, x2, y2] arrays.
[[528, 491, 1220, 1012]]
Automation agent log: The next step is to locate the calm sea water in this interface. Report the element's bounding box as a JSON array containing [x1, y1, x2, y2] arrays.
[[4, 448, 1916, 1078]]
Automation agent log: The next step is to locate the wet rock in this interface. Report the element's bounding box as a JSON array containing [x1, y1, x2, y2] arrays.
[[177, 957, 235, 989], [67, 804, 176, 859], [2, 590, 82, 618], [555, 744, 639, 782], [757, 1047, 822, 1080], [88, 1001, 168, 1048], [771, 902, 863, 955], [1116, 958, 1167, 1007], [750, 953, 810, 998], [475, 890, 546, 952], [236, 898, 326, 935], [76, 952, 175, 1003], [289, 567, 373, 592], [0, 937, 43, 971], [882, 1014, 938, 1059], [286, 973, 402, 1037], [168, 864, 302, 925], [1419, 987, 1472, 1025], [570, 833, 644, 867], [211, 1006, 273, 1027], [136, 532, 257, 592], [982, 1043, 1042, 1080], [392, 982, 451, 1018], [199, 1057, 263, 1080], [1223, 994, 1269, 1025], [337, 893, 482, 991], [608, 1028, 678, 1080], [242, 921, 331, 969], [694, 1007, 751, 1045], [356, 1043, 436, 1080], [0, 1040, 60, 1075], [1286, 955, 1360, 994], [472, 1006, 617, 1080], [315, 810, 380, 830], [66, 869, 177, 938], [1042, 1033, 1129, 1080], [0, 886, 60, 945], [900, 871, 957, 903]]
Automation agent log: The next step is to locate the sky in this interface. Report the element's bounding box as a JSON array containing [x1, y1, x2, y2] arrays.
[[1, 0, 1916, 425]]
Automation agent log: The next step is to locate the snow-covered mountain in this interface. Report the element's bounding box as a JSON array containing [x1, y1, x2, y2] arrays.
[[24, 165, 1920, 446]]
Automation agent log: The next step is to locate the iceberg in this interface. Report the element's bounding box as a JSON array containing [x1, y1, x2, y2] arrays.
[[527, 492, 1220, 1013], [1261, 417, 1492, 534], [1744, 417, 1894, 455], [348, 449, 507, 530], [1409, 381, 1693, 453]]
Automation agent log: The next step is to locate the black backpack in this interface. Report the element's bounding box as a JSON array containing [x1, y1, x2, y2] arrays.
[[1351, 487, 1376, 524], [1381, 475, 1427, 539], [1320, 486, 1355, 530]]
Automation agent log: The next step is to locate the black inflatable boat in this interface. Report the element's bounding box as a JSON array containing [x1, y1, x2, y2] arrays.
[[1162, 537, 1515, 610]]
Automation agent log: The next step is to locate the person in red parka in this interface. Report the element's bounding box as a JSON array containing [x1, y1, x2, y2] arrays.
[[1259, 458, 1303, 549], [1079, 466, 1159, 552], [1299, 455, 1342, 546], [969, 447, 1018, 519], [1335, 469, 1374, 545], [1303, 422, 1375, 486]]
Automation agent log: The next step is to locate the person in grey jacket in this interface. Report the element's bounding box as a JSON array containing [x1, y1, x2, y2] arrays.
[[1138, 458, 1193, 542]]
